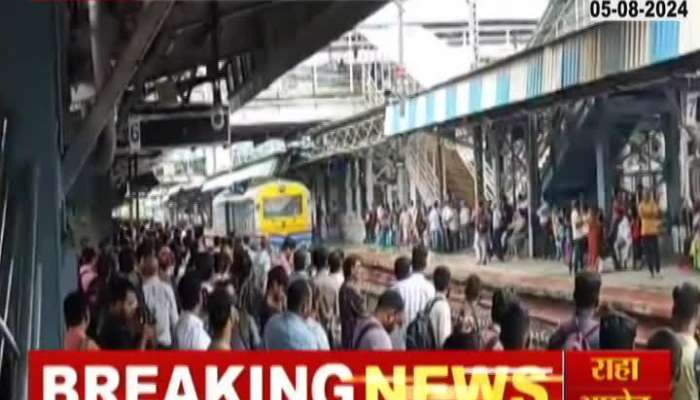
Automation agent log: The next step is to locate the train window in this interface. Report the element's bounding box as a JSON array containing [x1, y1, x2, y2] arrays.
[[263, 195, 302, 218]]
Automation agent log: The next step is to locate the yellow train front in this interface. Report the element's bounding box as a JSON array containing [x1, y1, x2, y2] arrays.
[[212, 179, 312, 248]]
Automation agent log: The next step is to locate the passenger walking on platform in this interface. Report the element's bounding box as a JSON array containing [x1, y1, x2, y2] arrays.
[[670, 283, 700, 400], [392, 245, 436, 349], [390, 256, 411, 349], [141, 251, 179, 349], [647, 329, 683, 392], [499, 303, 531, 350], [328, 250, 344, 288], [399, 205, 412, 248], [264, 279, 322, 350], [428, 202, 442, 252], [483, 287, 518, 350], [474, 202, 490, 265], [312, 246, 341, 348], [258, 266, 289, 334], [97, 277, 154, 350], [63, 291, 99, 351], [364, 206, 377, 244], [598, 306, 637, 350], [491, 202, 504, 260], [175, 272, 211, 350], [639, 190, 662, 278], [289, 248, 309, 283], [352, 290, 405, 350], [429, 266, 452, 348], [459, 201, 471, 250], [587, 206, 603, 273], [460, 274, 482, 336], [547, 271, 601, 350], [614, 210, 632, 270], [207, 288, 235, 351], [630, 207, 643, 270], [440, 201, 455, 253], [250, 237, 271, 293], [275, 237, 295, 276], [376, 203, 391, 248], [571, 200, 587, 274], [414, 204, 428, 248], [339, 255, 366, 349]]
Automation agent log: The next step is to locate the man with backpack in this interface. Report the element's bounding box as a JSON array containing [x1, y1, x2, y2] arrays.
[[428, 266, 452, 348], [392, 245, 436, 349], [671, 283, 700, 400], [352, 290, 405, 350], [547, 271, 601, 350]]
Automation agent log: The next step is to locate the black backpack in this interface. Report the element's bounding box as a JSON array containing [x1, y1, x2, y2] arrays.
[[405, 297, 443, 350]]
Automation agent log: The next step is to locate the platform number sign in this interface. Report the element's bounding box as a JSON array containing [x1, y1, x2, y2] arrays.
[[128, 119, 141, 154]]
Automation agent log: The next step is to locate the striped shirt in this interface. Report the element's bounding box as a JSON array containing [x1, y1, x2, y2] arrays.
[[391, 273, 435, 348]]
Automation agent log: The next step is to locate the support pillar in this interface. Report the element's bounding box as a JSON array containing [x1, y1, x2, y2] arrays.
[[366, 149, 374, 209], [595, 130, 613, 215], [345, 158, 352, 214], [490, 129, 504, 206], [664, 112, 682, 221], [397, 162, 408, 206], [354, 157, 362, 216], [526, 117, 541, 258], [473, 126, 485, 205]]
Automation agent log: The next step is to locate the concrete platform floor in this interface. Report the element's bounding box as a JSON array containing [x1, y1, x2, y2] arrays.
[[338, 243, 700, 323]]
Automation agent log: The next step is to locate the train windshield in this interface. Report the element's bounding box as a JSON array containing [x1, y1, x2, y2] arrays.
[[263, 195, 302, 218]]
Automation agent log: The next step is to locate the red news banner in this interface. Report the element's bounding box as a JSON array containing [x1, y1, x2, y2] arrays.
[[30, 351, 667, 400]]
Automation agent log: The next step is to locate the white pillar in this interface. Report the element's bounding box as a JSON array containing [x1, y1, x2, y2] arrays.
[[595, 131, 611, 213], [345, 159, 353, 213], [366, 149, 374, 208], [398, 164, 408, 205], [354, 157, 362, 216]]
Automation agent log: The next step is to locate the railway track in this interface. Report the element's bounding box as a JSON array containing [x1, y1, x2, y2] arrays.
[[357, 261, 664, 348]]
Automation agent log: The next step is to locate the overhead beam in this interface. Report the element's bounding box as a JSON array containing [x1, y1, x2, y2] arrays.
[[62, 0, 176, 193], [227, 1, 384, 112]]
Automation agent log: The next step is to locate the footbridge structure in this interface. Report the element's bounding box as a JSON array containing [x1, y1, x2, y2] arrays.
[[288, 17, 700, 254]]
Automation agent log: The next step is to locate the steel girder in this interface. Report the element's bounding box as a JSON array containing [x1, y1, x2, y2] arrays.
[[302, 111, 386, 162]]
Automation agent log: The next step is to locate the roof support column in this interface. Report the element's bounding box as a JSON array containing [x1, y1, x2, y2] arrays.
[[366, 149, 375, 210], [526, 116, 541, 258], [595, 128, 612, 215], [354, 156, 362, 216], [489, 127, 504, 208], [663, 112, 682, 226], [473, 125, 485, 206]]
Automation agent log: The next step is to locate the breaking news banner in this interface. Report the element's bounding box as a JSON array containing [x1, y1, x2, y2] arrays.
[[29, 350, 670, 400]]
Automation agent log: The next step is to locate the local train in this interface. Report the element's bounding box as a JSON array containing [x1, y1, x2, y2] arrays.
[[211, 179, 312, 248]]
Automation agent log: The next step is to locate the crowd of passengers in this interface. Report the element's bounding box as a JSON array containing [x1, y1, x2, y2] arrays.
[[364, 186, 700, 280], [67, 224, 700, 399]]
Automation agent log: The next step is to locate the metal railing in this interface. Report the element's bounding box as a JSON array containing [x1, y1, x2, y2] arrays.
[[404, 136, 441, 205], [0, 116, 43, 400]]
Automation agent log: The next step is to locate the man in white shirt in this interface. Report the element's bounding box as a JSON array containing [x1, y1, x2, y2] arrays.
[[459, 201, 471, 250], [570, 200, 586, 274], [429, 266, 452, 348], [141, 254, 179, 348], [175, 272, 211, 350], [615, 212, 632, 270], [391, 245, 436, 349], [441, 203, 455, 252], [428, 202, 442, 251]]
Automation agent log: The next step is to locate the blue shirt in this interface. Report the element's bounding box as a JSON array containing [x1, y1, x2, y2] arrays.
[[263, 312, 320, 350]]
